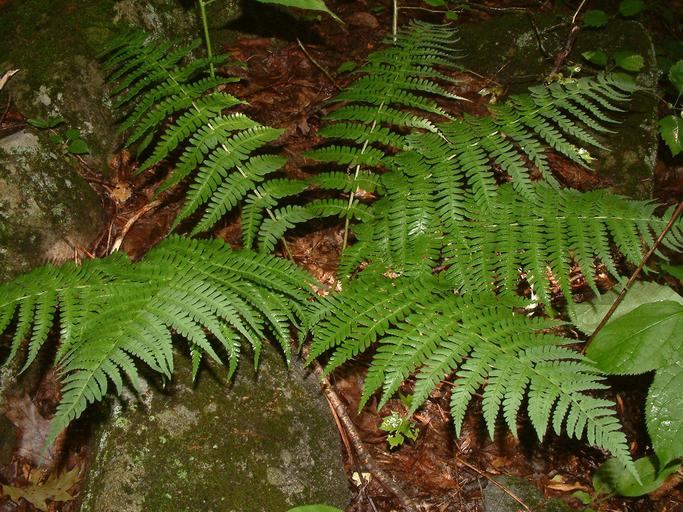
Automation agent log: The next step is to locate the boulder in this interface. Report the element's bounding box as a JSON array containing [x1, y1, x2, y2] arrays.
[[457, 13, 659, 198], [0, 130, 104, 281], [79, 346, 351, 511]]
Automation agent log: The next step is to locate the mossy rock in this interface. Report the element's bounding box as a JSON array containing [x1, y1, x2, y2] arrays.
[[0, 130, 104, 281], [79, 345, 351, 512], [457, 13, 658, 198], [482, 476, 574, 512], [0, 0, 243, 175]]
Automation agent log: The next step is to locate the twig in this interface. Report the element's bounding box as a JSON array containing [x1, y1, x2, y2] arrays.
[[109, 200, 163, 253], [296, 39, 340, 91], [321, 383, 379, 511], [454, 456, 531, 512], [467, 3, 532, 14], [312, 362, 417, 512], [547, 0, 587, 78], [583, 201, 683, 352]]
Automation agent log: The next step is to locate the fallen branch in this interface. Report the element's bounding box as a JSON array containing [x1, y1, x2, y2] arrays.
[[312, 362, 417, 512]]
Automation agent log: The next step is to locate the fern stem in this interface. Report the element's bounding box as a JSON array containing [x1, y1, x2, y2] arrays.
[[197, 0, 215, 79], [342, 102, 385, 252], [392, 0, 398, 41]]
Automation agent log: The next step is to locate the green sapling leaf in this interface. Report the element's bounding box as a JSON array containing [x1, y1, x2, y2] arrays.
[[668, 60, 683, 95], [593, 455, 680, 496], [582, 50, 608, 67], [614, 50, 645, 72], [659, 115, 683, 156], [254, 0, 341, 23], [66, 138, 90, 155], [587, 300, 683, 375], [646, 362, 683, 467], [583, 10, 609, 28], [618, 0, 645, 17]]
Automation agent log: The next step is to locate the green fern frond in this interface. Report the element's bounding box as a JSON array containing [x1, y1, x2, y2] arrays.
[[0, 236, 312, 446], [258, 199, 372, 253], [310, 270, 633, 472], [102, 31, 285, 234]]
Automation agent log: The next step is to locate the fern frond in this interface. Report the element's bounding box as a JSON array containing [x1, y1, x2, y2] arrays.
[[258, 199, 372, 253], [310, 271, 633, 472], [0, 236, 312, 446], [103, 31, 285, 234]]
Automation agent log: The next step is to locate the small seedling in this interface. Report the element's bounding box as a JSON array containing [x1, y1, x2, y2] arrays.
[[27, 117, 90, 155]]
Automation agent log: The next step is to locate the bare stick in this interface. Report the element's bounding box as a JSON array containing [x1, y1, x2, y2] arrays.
[[454, 456, 531, 512], [583, 201, 683, 352], [109, 200, 163, 253], [312, 362, 417, 512], [547, 0, 587, 78], [296, 39, 340, 91]]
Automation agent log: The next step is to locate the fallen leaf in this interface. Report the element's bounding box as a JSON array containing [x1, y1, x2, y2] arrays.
[[1, 466, 80, 511], [5, 394, 57, 468]]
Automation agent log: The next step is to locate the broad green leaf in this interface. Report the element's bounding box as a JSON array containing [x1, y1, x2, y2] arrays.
[[593, 455, 680, 497], [64, 128, 80, 141], [67, 138, 90, 155], [572, 281, 683, 335], [587, 301, 683, 374], [445, 11, 459, 21], [424, 0, 445, 6], [661, 263, 683, 282], [336, 61, 357, 74], [583, 10, 609, 28], [254, 0, 341, 22], [618, 0, 645, 17], [646, 362, 683, 466], [659, 115, 683, 157], [287, 506, 343, 512], [668, 60, 683, 94], [614, 50, 645, 72], [582, 50, 608, 67], [27, 116, 65, 129]]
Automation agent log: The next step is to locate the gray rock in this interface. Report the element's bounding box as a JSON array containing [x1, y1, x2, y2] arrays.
[[0, 130, 104, 281], [0, 0, 243, 176], [457, 14, 659, 198], [79, 346, 351, 512]]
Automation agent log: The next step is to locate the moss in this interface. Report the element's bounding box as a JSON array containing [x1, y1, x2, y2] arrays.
[[80, 345, 350, 512]]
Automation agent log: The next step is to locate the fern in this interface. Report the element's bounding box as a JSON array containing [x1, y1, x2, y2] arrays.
[[307, 268, 634, 472], [101, 31, 286, 234], [237, 21, 464, 250], [0, 236, 313, 445]]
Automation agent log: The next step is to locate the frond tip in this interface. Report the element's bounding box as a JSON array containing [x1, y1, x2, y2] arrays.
[[0, 236, 313, 446]]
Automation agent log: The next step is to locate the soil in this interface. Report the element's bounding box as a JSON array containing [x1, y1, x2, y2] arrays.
[[0, 0, 682, 511]]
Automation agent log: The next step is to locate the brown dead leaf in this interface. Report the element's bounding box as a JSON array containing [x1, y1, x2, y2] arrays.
[[5, 395, 57, 468], [1, 466, 80, 511]]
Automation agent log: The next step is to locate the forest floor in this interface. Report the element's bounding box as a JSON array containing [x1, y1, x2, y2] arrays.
[[1, 0, 683, 510]]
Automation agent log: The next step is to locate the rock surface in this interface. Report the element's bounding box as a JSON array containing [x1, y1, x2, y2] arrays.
[[79, 346, 351, 512], [457, 14, 659, 198], [0, 130, 103, 281]]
